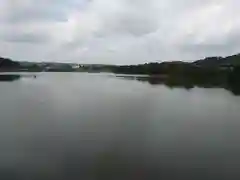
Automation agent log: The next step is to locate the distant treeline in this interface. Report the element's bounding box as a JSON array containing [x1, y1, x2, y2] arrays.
[[110, 53, 240, 95], [112, 53, 240, 75], [1, 53, 240, 77], [1, 53, 240, 74], [0, 57, 20, 70], [1, 53, 240, 94]]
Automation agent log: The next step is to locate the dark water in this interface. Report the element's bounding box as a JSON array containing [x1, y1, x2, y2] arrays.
[[0, 73, 240, 180]]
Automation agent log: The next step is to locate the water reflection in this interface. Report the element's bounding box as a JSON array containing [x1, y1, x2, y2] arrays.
[[0, 74, 37, 82], [0, 73, 240, 180], [0, 74, 21, 81], [116, 75, 240, 95]]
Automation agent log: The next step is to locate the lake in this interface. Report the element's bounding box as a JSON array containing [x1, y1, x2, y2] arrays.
[[0, 73, 240, 180]]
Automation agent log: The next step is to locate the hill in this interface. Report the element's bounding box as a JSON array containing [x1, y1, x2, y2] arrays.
[[0, 57, 20, 69], [193, 54, 240, 67], [0, 53, 240, 73], [113, 53, 240, 75]]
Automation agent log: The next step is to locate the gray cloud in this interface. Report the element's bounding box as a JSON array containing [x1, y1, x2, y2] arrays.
[[0, 0, 240, 64], [2, 32, 50, 43], [6, 8, 67, 23], [180, 30, 240, 59], [4, 0, 81, 23]]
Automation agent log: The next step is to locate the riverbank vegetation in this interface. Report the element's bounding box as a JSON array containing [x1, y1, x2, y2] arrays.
[[0, 53, 239, 94]]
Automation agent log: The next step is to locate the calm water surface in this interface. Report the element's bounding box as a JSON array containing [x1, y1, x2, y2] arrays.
[[0, 73, 240, 180]]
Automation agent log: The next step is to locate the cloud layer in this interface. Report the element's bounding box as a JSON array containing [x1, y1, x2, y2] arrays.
[[0, 0, 240, 64]]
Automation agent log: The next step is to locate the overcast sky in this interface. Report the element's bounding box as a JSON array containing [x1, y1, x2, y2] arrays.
[[0, 0, 240, 64]]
